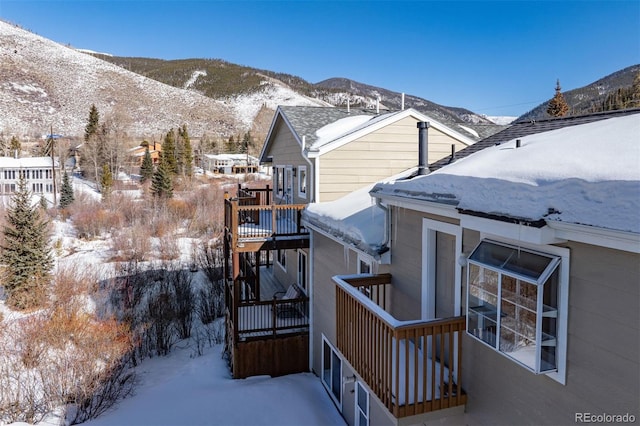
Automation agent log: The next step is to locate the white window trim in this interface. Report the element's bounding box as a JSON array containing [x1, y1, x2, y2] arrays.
[[297, 250, 308, 294], [276, 249, 286, 272], [321, 335, 343, 411], [355, 381, 369, 426], [297, 165, 307, 199], [357, 254, 373, 274], [475, 233, 570, 385], [421, 218, 463, 320]]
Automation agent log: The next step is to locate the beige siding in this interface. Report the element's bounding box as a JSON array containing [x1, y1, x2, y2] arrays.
[[318, 117, 468, 202], [458, 240, 640, 425], [312, 233, 354, 375], [387, 208, 424, 320], [264, 119, 312, 204]]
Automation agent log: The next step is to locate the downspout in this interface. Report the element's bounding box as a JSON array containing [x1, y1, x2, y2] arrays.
[[301, 136, 315, 203], [375, 197, 390, 252]]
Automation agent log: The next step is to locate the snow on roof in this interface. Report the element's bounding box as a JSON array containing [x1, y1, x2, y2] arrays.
[[0, 156, 56, 168], [372, 114, 640, 233], [303, 168, 416, 256], [311, 114, 376, 149]]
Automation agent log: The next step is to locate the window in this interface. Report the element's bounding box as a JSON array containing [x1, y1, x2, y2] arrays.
[[355, 382, 369, 426], [466, 240, 562, 375], [298, 166, 307, 199], [276, 167, 284, 197], [322, 336, 342, 408], [357, 256, 373, 298], [285, 167, 293, 200], [297, 250, 307, 293], [277, 249, 286, 270]]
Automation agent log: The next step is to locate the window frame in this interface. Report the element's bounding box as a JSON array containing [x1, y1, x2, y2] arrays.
[[277, 249, 286, 271], [297, 165, 307, 199], [321, 335, 343, 410], [355, 381, 369, 426], [297, 250, 308, 293], [466, 238, 569, 384]]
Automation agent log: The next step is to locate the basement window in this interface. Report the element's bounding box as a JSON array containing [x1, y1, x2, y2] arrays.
[[466, 240, 562, 375]]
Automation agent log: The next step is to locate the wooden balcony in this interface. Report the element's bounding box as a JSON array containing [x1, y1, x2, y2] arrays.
[[334, 274, 467, 419], [224, 186, 309, 252], [225, 276, 309, 379]]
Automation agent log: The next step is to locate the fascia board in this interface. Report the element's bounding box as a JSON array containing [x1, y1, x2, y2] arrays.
[[547, 220, 640, 254], [303, 219, 389, 264], [311, 108, 474, 158], [258, 107, 303, 163], [460, 214, 564, 246], [371, 192, 461, 220]]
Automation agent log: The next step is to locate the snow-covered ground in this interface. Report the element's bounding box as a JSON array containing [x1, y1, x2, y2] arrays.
[[1, 176, 345, 426], [85, 343, 344, 426]]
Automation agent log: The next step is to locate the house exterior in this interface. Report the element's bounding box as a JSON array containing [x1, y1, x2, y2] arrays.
[[128, 141, 162, 167], [303, 112, 640, 425], [0, 156, 59, 201], [203, 153, 262, 174], [223, 105, 476, 380], [259, 105, 475, 204]]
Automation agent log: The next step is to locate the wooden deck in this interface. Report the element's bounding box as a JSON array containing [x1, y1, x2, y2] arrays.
[[257, 265, 286, 301]]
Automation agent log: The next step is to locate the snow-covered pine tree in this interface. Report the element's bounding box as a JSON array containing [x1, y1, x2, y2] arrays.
[[140, 146, 154, 183], [547, 79, 570, 117], [1, 175, 53, 310], [59, 170, 75, 209]]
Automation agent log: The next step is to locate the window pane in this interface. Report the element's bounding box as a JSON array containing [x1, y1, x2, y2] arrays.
[[357, 382, 367, 410], [469, 241, 557, 282], [468, 264, 499, 347], [331, 351, 341, 403], [323, 342, 331, 387]]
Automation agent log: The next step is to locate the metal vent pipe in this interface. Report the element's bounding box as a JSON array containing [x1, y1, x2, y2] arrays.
[[417, 121, 430, 175]]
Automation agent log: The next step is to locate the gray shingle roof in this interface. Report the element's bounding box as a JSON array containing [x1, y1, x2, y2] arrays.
[[278, 105, 382, 148], [430, 108, 640, 172]]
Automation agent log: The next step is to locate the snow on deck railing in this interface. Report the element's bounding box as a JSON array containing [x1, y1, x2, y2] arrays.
[[224, 199, 309, 244], [333, 274, 467, 418]]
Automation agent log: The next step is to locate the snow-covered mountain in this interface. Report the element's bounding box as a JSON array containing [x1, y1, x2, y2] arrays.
[[0, 20, 327, 140]]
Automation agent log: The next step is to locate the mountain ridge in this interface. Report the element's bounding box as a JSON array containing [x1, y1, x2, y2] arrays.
[[1, 19, 636, 146]]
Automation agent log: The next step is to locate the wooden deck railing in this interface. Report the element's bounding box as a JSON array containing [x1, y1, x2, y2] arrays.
[[226, 279, 309, 342], [224, 198, 308, 247], [334, 275, 466, 418]]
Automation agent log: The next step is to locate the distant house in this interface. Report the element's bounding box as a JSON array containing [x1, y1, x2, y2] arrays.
[[0, 156, 59, 201], [129, 141, 162, 167], [302, 111, 640, 425], [258, 105, 475, 204], [203, 153, 262, 174]]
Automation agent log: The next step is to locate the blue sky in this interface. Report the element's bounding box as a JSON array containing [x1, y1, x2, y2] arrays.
[[1, 0, 638, 116]]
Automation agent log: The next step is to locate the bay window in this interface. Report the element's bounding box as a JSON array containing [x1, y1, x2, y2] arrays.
[[466, 240, 562, 375]]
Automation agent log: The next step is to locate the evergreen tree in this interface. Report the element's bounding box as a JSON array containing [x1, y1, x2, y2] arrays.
[[100, 163, 113, 201], [179, 125, 194, 178], [547, 79, 570, 117], [151, 152, 173, 198], [1, 175, 53, 310], [140, 146, 154, 183], [162, 129, 177, 176], [225, 135, 236, 153], [84, 104, 100, 142], [59, 171, 75, 209], [9, 136, 21, 157]]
